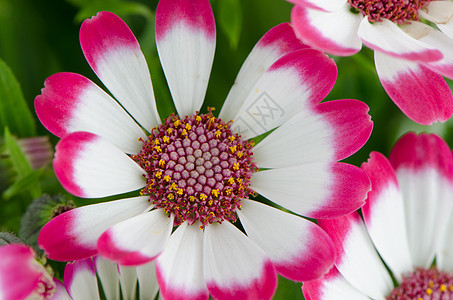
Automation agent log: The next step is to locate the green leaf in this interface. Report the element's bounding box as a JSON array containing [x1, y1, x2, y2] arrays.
[[3, 128, 41, 198], [0, 59, 36, 137], [216, 0, 243, 49], [273, 275, 305, 299]]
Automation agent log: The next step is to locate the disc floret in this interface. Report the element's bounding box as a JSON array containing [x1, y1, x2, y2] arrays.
[[132, 110, 257, 228], [387, 267, 453, 299], [348, 0, 433, 24]]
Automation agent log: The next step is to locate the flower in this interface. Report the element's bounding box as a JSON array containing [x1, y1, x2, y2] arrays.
[[55, 256, 158, 300], [35, 0, 372, 298], [290, 0, 453, 125], [0, 243, 56, 299], [303, 132, 453, 299]]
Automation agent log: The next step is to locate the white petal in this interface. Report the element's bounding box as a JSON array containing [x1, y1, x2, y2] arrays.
[[64, 259, 100, 300], [156, 221, 208, 299], [136, 260, 159, 300], [437, 210, 453, 272], [94, 256, 120, 300], [118, 265, 138, 300], [420, 1, 453, 39]]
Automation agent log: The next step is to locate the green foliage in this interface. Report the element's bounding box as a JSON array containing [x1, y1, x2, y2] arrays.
[[0, 59, 36, 138], [215, 0, 243, 49]]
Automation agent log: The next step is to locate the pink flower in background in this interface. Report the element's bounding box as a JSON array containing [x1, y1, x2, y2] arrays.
[[55, 256, 158, 300], [303, 132, 453, 299], [35, 0, 372, 298], [0, 244, 55, 299], [290, 0, 453, 125]]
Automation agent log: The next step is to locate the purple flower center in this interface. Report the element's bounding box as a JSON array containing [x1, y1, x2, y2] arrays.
[[348, 0, 433, 24], [387, 267, 453, 299], [132, 110, 257, 228]]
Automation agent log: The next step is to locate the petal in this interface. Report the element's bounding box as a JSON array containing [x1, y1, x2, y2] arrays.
[[52, 279, 72, 300], [253, 99, 372, 168], [250, 162, 370, 219], [38, 196, 150, 261], [401, 21, 453, 79], [358, 17, 443, 62], [136, 260, 159, 300], [155, 0, 215, 117], [291, 4, 362, 56], [156, 221, 208, 300], [419, 1, 453, 39], [319, 212, 393, 299], [374, 51, 453, 125], [94, 256, 120, 300], [389, 132, 453, 268], [0, 244, 49, 300], [64, 258, 100, 300], [231, 49, 337, 140], [53, 131, 145, 198], [360, 152, 412, 281], [288, 0, 347, 11], [437, 211, 453, 271], [35, 72, 146, 154], [302, 267, 370, 300], [203, 222, 277, 300], [219, 22, 308, 121], [97, 209, 173, 266], [118, 265, 138, 299], [237, 199, 335, 281], [80, 11, 160, 131]]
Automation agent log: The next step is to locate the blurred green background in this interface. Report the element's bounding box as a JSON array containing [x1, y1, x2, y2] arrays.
[[0, 0, 452, 298]]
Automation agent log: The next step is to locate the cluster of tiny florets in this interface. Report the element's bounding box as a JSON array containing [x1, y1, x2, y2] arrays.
[[348, 0, 433, 24], [387, 267, 453, 300], [132, 110, 257, 228]]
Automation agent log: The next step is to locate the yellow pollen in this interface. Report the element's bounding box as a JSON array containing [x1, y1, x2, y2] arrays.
[[440, 284, 447, 292], [426, 288, 433, 295], [237, 151, 243, 158], [225, 188, 231, 195], [154, 146, 162, 153], [228, 177, 235, 184], [154, 139, 160, 145], [189, 196, 196, 202], [208, 106, 215, 111], [181, 129, 187, 137], [200, 193, 208, 201], [229, 145, 237, 153], [167, 128, 173, 135], [210, 117, 215, 124], [170, 182, 178, 190], [155, 171, 162, 179], [228, 136, 235, 142], [163, 175, 171, 182], [215, 131, 221, 139], [159, 159, 166, 167], [174, 120, 181, 127], [177, 188, 184, 196], [167, 193, 175, 200], [212, 189, 219, 197], [233, 162, 240, 171], [429, 281, 434, 288], [163, 136, 170, 143], [185, 123, 192, 131], [208, 200, 213, 206]]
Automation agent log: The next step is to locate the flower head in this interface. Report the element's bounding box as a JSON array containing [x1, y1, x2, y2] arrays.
[[0, 244, 56, 300], [290, 0, 453, 125], [35, 0, 372, 298], [303, 132, 453, 299]]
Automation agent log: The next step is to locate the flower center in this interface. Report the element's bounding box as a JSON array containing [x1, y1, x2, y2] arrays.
[[348, 0, 433, 24], [132, 110, 257, 228], [387, 268, 453, 299]]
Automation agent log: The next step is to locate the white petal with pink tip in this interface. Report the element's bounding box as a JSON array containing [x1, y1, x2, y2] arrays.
[[155, 0, 215, 118], [64, 259, 100, 300], [358, 17, 442, 62], [203, 222, 277, 300], [80, 11, 160, 131], [156, 221, 208, 300], [97, 209, 173, 266], [237, 199, 335, 282], [53, 132, 146, 198]]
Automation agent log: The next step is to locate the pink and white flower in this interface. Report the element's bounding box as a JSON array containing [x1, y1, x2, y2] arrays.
[[0, 244, 56, 300], [303, 132, 453, 299], [35, 0, 372, 298], [290, 0, 453, 125], [54, 256, 158, 300]]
